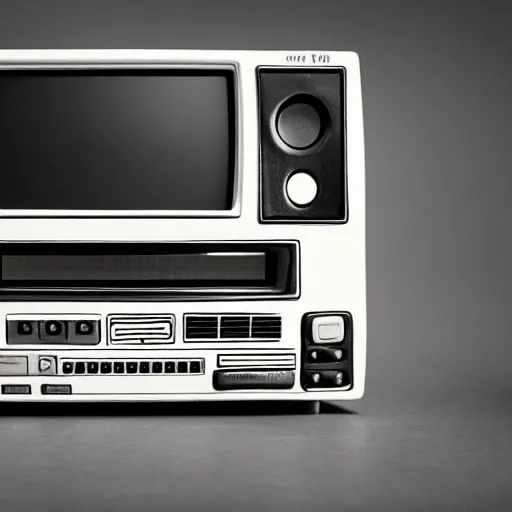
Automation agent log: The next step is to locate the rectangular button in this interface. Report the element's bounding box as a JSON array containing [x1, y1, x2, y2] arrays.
[[319, 323, 342, 340], [41, 384, 72, 395], [2, 384, 31, 395], [213, 370, 295, 391], [312, 316, 345, 344], [0, 356, 29, 375]]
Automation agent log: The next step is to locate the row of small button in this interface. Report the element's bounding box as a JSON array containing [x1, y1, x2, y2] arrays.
[[61, 360, 203, 375]]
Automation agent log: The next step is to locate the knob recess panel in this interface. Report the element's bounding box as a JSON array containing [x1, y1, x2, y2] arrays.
[[258, 68, 347, 223]]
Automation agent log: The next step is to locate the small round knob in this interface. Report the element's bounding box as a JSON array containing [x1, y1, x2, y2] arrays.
[[45, 320, 63, 336], [286, 172, 318, 207], [76, 321, 93, 335], [17, 321, 33, 335], [276, 102, 322, 149]]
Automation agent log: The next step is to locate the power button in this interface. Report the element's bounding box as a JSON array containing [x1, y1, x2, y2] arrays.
[[312, 316, 345, 344]]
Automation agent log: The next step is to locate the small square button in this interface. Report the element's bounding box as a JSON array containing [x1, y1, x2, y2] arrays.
[[39, 356, 57, 375], [62, 362, 74, 374], [165, 361, 176, 373], [101, 362, 112, 374], [87, 362, 99, 374], [189, 361, 201, 374], [74, 362, 86, 374], [114, 362, 125, 374], [312, 316, 344, 344], [126, 362, 138, 374], [177, 361, 189, 374]]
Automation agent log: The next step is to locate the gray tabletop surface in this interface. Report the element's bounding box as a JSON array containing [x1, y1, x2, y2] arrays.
[[0, 392, 510, 512]]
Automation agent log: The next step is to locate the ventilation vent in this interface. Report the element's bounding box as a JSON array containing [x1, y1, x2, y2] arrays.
[[185, 316, 219, 339], [220, 316, 250, 338], [251, 316, 282, 339], [108, 315, 174, 345], [184, 314, 282, 342], [218, 353, 295, 369]]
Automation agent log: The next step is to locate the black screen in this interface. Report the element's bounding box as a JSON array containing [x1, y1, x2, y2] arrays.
[[1, 253, 266, 283], [0, 242, 297, 299], [0, 69, 235, 211]]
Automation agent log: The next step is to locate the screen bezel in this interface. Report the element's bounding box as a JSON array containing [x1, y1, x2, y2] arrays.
[[0, 63, 241, 218]]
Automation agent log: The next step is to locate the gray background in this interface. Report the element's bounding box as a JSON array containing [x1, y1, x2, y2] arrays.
[[0, 1, 511, 510]]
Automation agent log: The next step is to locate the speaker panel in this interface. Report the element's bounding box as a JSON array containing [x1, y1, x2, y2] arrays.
[[258, 68, 346, 223]]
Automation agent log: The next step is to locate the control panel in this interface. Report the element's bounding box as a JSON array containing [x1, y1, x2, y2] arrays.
[[0, 310, 355, 398], [301, 312, 353, 390]]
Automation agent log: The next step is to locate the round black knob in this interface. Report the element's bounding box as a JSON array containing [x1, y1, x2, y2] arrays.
[[45, 320, 63, 336], [76, 321, 93, 335], [17, 321, 33, 336], [276, 102, 322, 149]]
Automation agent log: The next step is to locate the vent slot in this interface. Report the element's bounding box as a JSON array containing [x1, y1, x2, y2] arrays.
[[220, 316, 250, 338], [184, 314, 282, 342], [185, 316, 219, 339], [218, 353, 295, 369], [251, 316, 282, 339]]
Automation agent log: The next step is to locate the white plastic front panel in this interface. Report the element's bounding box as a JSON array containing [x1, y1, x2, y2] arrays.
[[0, 50, 366, 402]]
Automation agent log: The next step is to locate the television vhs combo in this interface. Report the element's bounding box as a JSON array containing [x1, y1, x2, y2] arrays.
[[0, 50, 366, 408]]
